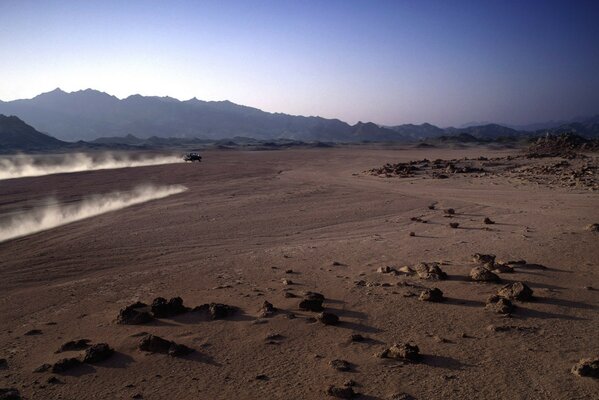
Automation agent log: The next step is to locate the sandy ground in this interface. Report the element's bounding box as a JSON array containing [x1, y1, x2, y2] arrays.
[[0, 147, 597, 400]]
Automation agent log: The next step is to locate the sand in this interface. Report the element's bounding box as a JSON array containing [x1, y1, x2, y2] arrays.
[[0, 147, 597, 399]]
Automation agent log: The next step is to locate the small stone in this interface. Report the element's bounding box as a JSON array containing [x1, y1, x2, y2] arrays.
[[444, 208, 455, 215], [318, 312, 340, 325], [485, 295, 514, 314], [377, 266, 395, 274], [350, 334, 365, 342], [380, 343, 420, 361], [483, 217, 495, 224], [255, 374, 269, 381], [283, 292, 297, 298], [47, 376, 61, 384], [329, 359, 351, 371], [259, 301, 277, 317], [449, 222, 459, 229], [409, 232, 415, 237], [24, 329, 42, 336], [51, 358, 81, 373], [326, 385, 355, 398], [299, 292, 325, 312], [472, 253, 496, 267], [585, 223, 599, 232], [282, 279, 293, 285], [0, 359, 7, 369], [571, 358, 599, 378], [497, 282, 533, 301], [470, 266, 501, 282], [418, 288, 444, 302]]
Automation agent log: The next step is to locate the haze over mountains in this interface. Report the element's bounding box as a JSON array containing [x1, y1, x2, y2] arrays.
[[0, 88, 598, 145]]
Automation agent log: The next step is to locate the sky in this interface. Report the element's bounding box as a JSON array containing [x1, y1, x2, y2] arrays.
[[1, 0, 599, 127]]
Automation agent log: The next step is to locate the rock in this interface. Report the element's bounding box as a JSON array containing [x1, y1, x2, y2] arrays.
[[380, 343, 420, 361], [492, 263, 514, 274], [418, 288, 444, 302], [377, 266, 395, 274], [586, 223, 599, 232], [285, 269, 294, 273], [194, 303, 237, 319], [0, 388, 21, 400], [444, 208, 455, 215], [350, 334, 365, 342], [449, 222, 459, 229], [397, 266, 415, 275], [329, 359, 351, 371], [483, 217, 495, 224], [33, 364, 51, 373], [83, 343, 114, 363], [56, 339, 91, 353], [117, 302, 154, 325], [470, 266, 501, 282], [485, 295, 514, 314], [52, 357, 82, 373], [138, 334, 193, 357], [0, 359, 7, 369], [390, 394, 415, 400], [299, 292, 325, 312], [571, 358, 599, 378], [428, 204, 436, 210], [47, 376, 62, 384], [472, 253, 496, 267], [415, 263, 447, 280], [283, 292, 297, 298], [24, 329, 42, 336], [259, 301, 277, 317], [282, 279, 293, 285], [316, 311, 339, 325], [318, 312, 340, 325], [255, 374, 269, 380], [151, 297, 188, 318], [326, 385, 355, 398], [497, 282, 533, 301]]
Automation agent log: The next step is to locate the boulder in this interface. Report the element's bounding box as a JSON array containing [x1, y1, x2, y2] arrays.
[[83, 343, 114, 363], [419, 288, 444, 302], [415, 263, 447, 280], [151, 297, 188, 318], [470, 266, 500, 282], [485, 295, 514, 314], [299, 292, 325, 312], [497, 282, 533, 301], [194, 303, 237, 319], [138, 334, 193, 357], [571, 358, 599, 378], [117, 302, 154, 325], [380, 343, 420, 361], [472, 253, 496, 267]]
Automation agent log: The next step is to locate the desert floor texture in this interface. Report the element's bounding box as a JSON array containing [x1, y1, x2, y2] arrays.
[[0, 147, 598, 399]]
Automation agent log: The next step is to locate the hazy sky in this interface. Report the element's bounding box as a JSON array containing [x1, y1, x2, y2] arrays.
[[1, 0, 598, 126]]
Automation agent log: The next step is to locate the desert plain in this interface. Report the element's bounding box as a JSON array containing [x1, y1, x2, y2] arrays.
[[0, 146, 597, 399]]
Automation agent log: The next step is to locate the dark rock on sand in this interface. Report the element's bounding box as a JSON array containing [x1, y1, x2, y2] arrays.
[[571, 358, 599, 378], [449, 222, 460, 229], [0, 359, 7, 369], [483, 217, 495, 224], [586, 223, 599, 232], [151, 297, 189, 318], [444, 208, 455, 215], [138, 334, 193, 357], [117, 302, 154, 325], [497, 282, 534, 301], [259, 301, 277, 317], [318, 312, 340, 325], [472, 253, 496, 267], [419, 288, 444, 302], [415, 263, 448, 280], [299, 292, 325, 312], [329, 359, 352, 371], [56, 339, 91, 353], [0, 388, 21, 400], [380, 343, 420, 361], [24, 329, 42, 336], [350, 334, 366, 342], [83, 343, 114, 363], [194, 303, 237, 319], [485, 295, 514, 314], [470, 266, 501, 282], [52, 357, 82, 373], [326, 385, 356, 398]]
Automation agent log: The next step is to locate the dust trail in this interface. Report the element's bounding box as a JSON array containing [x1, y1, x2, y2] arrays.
[[0, 184, 187, 243], [0, 153, 184, 180]]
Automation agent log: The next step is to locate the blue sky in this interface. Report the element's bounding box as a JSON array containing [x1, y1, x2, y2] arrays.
[[1, 0, 598, 126]]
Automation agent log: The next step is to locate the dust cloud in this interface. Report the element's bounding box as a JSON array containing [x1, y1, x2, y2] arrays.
[[0, 153, 184, 180], [0, 184, 187, 243]]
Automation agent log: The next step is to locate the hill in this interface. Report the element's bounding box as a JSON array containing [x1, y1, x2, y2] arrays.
[[0, 114, 66, 151]]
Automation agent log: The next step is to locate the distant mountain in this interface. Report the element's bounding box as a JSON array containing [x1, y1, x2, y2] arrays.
[[0, 89, 406, 142], [538, 115, 599, 138], [0, 114, 66, 151], [444, 123, 522, 139], [386, 123, 445, 140]]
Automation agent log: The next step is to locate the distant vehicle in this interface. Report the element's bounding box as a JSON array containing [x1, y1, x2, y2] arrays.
[[183, 152, 202, 162]]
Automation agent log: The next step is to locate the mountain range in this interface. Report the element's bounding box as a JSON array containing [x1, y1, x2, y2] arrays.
[[0, 88, 598, 144]]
